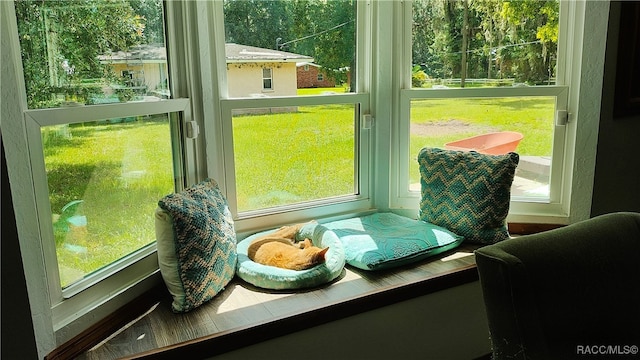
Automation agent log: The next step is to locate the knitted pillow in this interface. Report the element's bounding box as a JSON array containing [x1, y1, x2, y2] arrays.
[[417, 148, 519, 244], [156, 178, 237, 313]]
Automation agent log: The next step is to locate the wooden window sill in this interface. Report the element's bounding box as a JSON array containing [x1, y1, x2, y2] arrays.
[[59, 244, 481, 360]]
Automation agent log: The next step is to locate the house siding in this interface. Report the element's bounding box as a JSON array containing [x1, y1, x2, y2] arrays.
[[227, 62, 298, 114]]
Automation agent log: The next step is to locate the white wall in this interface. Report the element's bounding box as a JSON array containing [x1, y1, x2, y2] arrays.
[[209, 282, 491, 360], [227, 62, 298, 98]]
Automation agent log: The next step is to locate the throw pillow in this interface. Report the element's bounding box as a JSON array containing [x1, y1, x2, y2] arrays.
[[417, 148, 519, 244], [156, 178, 237, 312]]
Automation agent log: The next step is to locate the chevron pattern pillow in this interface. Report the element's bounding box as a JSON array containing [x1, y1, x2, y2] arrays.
[[417, 148, 519, 244], [157, 178, 236, 312]]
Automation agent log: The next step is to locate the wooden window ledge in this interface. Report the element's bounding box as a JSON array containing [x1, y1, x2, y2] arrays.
[[51, 244, 481, 360]]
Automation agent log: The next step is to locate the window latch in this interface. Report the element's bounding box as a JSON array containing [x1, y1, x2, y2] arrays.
[[362, 114, 374, 129], [185, 120, 200, 139], [556, 110, 569, 126]]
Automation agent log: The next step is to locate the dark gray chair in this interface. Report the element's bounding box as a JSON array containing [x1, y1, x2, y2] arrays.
[[475, 212, 640, 359]]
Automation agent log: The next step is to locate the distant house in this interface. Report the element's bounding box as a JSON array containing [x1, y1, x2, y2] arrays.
[[98, 44, 169, 98], [99, 44, 314, 103], [225, 43, 313, 99], [296, 62, 336, 88]]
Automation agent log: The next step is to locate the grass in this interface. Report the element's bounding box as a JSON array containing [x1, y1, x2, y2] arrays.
[[44, 116, 174, 287], [232, 103, 355, 212], [44, 88, 555, 286], [408, 96, 555, 184]]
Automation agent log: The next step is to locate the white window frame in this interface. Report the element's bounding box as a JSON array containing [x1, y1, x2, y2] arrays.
[[388, 0, 601, 225], [2, 0, 205, 351], [262, 67, 273, 90], [211, 0, 374, 234], [24, 100, 190, 327]]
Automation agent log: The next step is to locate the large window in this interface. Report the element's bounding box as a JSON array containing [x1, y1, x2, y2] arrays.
[[393, 0, 569, 216], [219, 0, 369, 226], [14, 0, 188, 318]]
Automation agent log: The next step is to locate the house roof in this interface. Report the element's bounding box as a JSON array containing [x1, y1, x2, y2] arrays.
[[99, 43, 313, 64], [296, 61, 321, 68], [98, 44, 167, 64], [225, 43, 313, 63]]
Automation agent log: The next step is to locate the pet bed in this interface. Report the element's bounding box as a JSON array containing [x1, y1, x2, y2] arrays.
[[236, 222, 346, 290]]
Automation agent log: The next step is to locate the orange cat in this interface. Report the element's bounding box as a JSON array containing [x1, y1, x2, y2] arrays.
[[248, 223, 329, 271]]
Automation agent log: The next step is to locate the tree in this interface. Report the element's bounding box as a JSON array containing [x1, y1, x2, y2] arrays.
[[500, 0, 558, 83], [224, 0, 293, 50], [411, 0, 558, 85], [15, 0, 154, 108]]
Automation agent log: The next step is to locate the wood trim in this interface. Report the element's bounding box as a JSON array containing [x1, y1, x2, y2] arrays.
[[508, 222, 564, 235], [45, 286, 166, 360], [124, 265, 479, 360]]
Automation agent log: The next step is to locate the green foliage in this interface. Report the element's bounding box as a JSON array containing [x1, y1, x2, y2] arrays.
[[412, 0, 558, 83], [15, 0, 162, 109], [224, 0, 356, 87], [412, 65, 428, 88]]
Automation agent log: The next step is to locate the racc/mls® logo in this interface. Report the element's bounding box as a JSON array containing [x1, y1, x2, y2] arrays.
[[576, 345, 638, 356]]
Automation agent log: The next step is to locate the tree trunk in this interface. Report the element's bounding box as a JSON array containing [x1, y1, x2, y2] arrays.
[[460, 0, 468, 88]]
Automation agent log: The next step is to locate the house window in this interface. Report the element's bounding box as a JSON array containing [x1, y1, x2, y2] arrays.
[[317, 73, 324, 81], [13, 0, 190, 329], [263, 68, 273, 90], [392, 0, 571, 219]]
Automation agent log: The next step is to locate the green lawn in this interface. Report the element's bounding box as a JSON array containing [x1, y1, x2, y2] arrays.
[[44, 117, 174, 287], [44, 91, 555, 286], [408, 96, 555, 184], [232, 103, 356, 212]]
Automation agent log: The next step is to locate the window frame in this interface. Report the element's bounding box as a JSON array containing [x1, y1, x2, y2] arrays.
[[24, 100, 190, 324], [212, 0, 373, 234], [262, 67, 273, 90], [389, 0, 582, 224]]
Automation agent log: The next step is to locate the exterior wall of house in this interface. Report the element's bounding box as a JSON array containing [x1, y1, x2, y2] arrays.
[[297, 65, 336, 88], [109, 62, 167, 94], [227, 62, 297, 98], [227, 62, 298, 114]]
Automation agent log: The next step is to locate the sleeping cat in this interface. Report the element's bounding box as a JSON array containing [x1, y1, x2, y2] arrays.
[[248, 223, 329, 271]]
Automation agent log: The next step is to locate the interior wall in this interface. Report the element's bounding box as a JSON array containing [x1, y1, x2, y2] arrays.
[[209, 281, 491, 360], [591, 1, 640, 216], [1, 136, 39, 360]]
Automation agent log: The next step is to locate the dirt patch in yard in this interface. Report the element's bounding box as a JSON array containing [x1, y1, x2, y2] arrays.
[[410, 119, 498, 136]]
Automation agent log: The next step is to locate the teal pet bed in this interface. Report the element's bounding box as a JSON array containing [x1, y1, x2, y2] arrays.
[[236, 222, 346, 290]]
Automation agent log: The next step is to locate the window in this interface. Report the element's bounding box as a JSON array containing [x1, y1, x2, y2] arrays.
[[220, 0, 368, 229], [317, 73, 324, 81], [392, 0, 570, 219], [262, 68, 273, 90], [13, 0, 190, 328]]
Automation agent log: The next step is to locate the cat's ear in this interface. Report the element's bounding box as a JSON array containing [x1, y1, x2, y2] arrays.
[[315, 247, 329, 262]]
